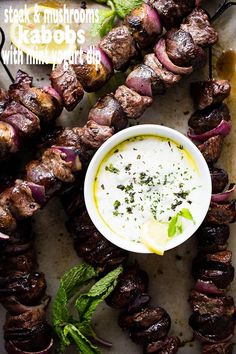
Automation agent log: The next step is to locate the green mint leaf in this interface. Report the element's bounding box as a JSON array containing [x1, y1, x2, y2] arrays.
[[76, 266, 123, 323], [168, 214, 178, 238], [180, 208, 193, 221], [64, 324, 101, 354], [90, 1, 116, 38], [112, 0, 143, 19], [52, 263, 98, 348]]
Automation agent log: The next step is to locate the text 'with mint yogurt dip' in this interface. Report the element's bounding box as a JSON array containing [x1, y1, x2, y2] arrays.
[[85, 125, 212, 254]]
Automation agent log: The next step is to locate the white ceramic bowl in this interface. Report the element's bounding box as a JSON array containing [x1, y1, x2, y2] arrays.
[[84, 125, 212, 254]]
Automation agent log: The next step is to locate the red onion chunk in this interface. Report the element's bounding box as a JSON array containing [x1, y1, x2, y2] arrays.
[[27, 182, 47, 206], [43, 86, 62, 106], [211, 183, 236, 203], [126, 65, 153, 97], [99, 47, 113, 73], [146, 5, 162, 36], [194, 280, 225, 295], [5, 339, 53, 354], [188, 119, 232, 142], [154, 38, 193, 75], [52, 146, 82, 172], [0, 231, 9, 240]]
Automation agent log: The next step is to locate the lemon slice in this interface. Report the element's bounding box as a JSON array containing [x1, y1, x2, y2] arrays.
[[141, 220, 169, 256], [10, 5, 77, 64]]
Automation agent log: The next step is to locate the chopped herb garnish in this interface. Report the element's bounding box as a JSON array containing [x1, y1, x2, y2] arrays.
[[101, 184, 105, 190], [125, 163, 132, 171], [178, 145, 184, 150], [105, 163, 120, 174], [137, 154, 141, 159], [113, 200, 121, 210]]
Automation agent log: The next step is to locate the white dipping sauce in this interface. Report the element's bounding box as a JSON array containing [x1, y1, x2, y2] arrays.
[[94, 135, 202, 243]]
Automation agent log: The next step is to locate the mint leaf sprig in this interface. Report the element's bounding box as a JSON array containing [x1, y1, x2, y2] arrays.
[[52, 263, 123, 353], [168, 208, 194, 238]]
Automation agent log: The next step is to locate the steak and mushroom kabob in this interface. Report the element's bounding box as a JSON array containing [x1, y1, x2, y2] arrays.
[[50, 0, 201, 110], [0, 70, 63, 161], [0, 1, 205, 163], [0, 7, 218, 353], [187, 79, 236, 353], [61, 184, 180, 354]]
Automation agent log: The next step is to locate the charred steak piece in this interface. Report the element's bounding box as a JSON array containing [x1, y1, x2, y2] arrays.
[[144, 53, 181, 89], [181, 8, 218, 48], [196, 224, 230, 253], [191, 80, 231, 110], [145, 336, 180, 354], [79, 120, 114, 149], [192, 252, 235, 289], [189, 290, 235, 317], [206, 201, 236, 225], [211, 167, 229, 194], [88, 94, 127, 131], [106, 265, 148, 309], [50, 61, 84, 111], [188, 103, 230, 134], [125, 3, 162, 49], [150, 0, 195, 29], [198, 135, 223, 165], [9, 70, 62, 122], [202, 342, 234, 354], [129, 308, 171, 344], [189, 312, 236, 342], [99, 26, 137, 71], [0, 101, 40, 138], [68, 210, 128, 273], [115, 85, 152, 119]]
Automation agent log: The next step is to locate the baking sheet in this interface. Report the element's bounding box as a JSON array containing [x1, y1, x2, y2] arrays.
[[0, 1, 235, 353]]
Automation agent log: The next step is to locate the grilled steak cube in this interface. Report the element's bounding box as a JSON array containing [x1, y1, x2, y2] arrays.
[[115, 85, 152, 119], [189, 103, 230, 134], [0, 101, 40, 137], [26, 160, 62, 197], [9, 181, 40, 219], [189, 312, 236, 342], [196, 224, 230, 253], [144, 54, 181, 89], [9, 70, 62, 121], [50, 61, 84, 111], [202, 342, 234, 354], [198, 135, 223, 165], [211, 167, 229, 194], [88, 94, 127, 131], [189, 290, 235, 316], [79, 120, 114, 149], [106, 265, 148, 309], [99, 26, 137, 71], [181, 8, 218, 47], [206, 201, 236, 225], [125, 3, 162, 49], [191, 80, 231, 110], [192, 252, 234, 289], [145, 336, 180, 354], [150, 0, 195, 29]]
